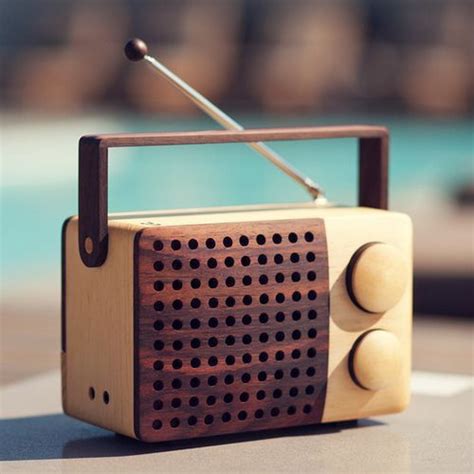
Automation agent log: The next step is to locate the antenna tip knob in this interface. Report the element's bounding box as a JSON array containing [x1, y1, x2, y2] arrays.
[[124, 38, 148, 61]]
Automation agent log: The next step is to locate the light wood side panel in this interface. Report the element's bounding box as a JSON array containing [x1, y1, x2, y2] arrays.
[[322, 211, 412, 421], [63, 218, 140, 437]]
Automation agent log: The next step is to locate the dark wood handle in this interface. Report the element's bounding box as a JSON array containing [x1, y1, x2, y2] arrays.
[[79, 125, 388, 267]]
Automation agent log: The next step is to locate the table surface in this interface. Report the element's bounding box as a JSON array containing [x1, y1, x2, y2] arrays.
[[1, 316, 473, 473]]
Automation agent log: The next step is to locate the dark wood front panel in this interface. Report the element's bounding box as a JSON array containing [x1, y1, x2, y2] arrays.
[[134, 219, 329, 442]]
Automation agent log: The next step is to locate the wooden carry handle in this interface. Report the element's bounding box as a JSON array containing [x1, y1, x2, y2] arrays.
[[78, 125, 388, 267]]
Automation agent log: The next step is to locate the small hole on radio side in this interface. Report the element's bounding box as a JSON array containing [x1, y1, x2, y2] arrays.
[[103, 391, 110, 404], [88, 387, 95, 400]]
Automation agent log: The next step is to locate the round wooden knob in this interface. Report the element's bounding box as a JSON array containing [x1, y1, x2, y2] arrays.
[[347, 242, 408, 313], [350, 330, 402, 391]]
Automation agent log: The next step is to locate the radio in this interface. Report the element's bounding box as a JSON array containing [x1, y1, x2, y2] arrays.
[[61, 40, 412, 443]]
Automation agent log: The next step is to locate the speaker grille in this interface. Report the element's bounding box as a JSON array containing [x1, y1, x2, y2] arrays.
[[135, 219, 329, 442]]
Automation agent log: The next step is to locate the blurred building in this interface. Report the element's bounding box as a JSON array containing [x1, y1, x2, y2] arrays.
[[0, 0, 473, 116]]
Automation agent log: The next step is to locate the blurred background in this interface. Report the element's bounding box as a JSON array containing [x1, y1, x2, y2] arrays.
[[0, 0, 473, 385]]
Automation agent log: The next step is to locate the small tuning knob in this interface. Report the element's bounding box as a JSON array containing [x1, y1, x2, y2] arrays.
[[349, 330, 402, 391], [347, 242, 408, 313]]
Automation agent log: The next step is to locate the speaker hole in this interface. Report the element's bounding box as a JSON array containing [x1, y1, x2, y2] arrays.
[[189, 396, 199, 407], [225, 335, 235, 346], [289, 387, 299, 397], [190, 318, 201, 329], [208, 356, 218, 366], [172, 340, 183, 351], [204, 415, 214, 425], [308, 290, 317, 301], [172, 359, 182, 369], [276, 293, 285, 304], [153, 360, 164, 371], [242, 353, 252, 364], [190, 258, 200, 269], [258, 371, 267, 381], [172, 300, 182, 310], [154, 320, 164, 331], [225, 297, 236, 307], [172, 319, 183, 330], [224, 257, 234, 268], [171, 398, 181, 408], [153, 381, 163, 391], [240, 392, 250, 402], [171, 239, 181, 251], [225, 355, 235, 365], [275, 273, 285, 283], [307, 348, 317, 358], [259, 332, 269, 343], [271, 407, 280, 417], [154, 301, 164, 312], [190, 377, 200, 388], [241, 373, 251, 383], [304, 231, 314, 242], [208, 278, 218, 289], [307, 271, 317, 281], [290, 253, 300, 263], [292, 310, 301, 321], [188, 416, 197, 425], [154, 340, 164, 351], [259, 294, 269, 304], [256, 234, 266, 245], [225, 276, 235, 287], [258, 254, 267, 265], [191, 298, 201, 309], [290, 368, 300, 378], [303, 405, 313, 414], [292, 349, 301, 359], [208, 375, 218, 386], [275, 331, 285, 342], [239, 235, 249, 246], [153, 240, 164, 251], [171, 379, 182, 389], [206, 238, 216, 249], [259, 313, 269, 324], [172, 259, 182, 270], [308, 309, 318, 320], [274, 254, 284, 264], [191, 338, 201, 349], [241, 256, 251, 266], [222, 412, 232, 422], [308, 328, 317, 338], [273, 389, 282, 399], [287, 406, 297, 415], [154, 281, 164, 291], [291, 272, 301, 282], [170, 418, 180, 428], [223, 236, 233, 247], [191, 357, 201, 368], [272, 233, 282, 244], [208, 337, 218, 347], [224, 374, 234, 385], [306, 385, 315, 395], [152, 420, 162, 430], [242, 314, 252, 325], [256, 390, 266, 400], [238, 411, 248, 420], [224, 393, 233, 403], [307, 367, 316, 377], [306, 251, 316, 262], [288, 232, 298, 243], [275, 312, 285, 322], [275, 350, 285, 361], [259, 352, 268, 362], [274, 369, 284, 380], [292, 330, 302, 340], [153, 400, 163, 410], [259, 275, 268, 285], [208, 317, 218, 328], [255, 409, 264, 419], [191, 278, 201, 289], [242, 275, 252, 286], [207, 258, 217, 269], [209, 297, 219, 308], [188, 238, 198, 250], [153, 261, 164, 272]]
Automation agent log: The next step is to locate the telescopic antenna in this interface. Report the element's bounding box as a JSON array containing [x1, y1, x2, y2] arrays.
[[124, 38, 326, 202]]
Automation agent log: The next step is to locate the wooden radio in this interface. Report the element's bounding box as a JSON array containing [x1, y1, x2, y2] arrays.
[[61, 40, 412, 443]]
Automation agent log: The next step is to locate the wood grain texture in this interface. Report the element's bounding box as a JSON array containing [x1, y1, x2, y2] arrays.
[[78, 125, 388, 267], [62, 217, 140, 437], [134, 219, 329, 442]]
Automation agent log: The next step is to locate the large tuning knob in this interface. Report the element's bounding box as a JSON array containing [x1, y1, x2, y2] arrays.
[[346, 242, 408, 313], [349, 330, 402, 391]]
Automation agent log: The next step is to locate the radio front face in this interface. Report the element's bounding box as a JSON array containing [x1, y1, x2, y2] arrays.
[[62, 206, 412, 442]]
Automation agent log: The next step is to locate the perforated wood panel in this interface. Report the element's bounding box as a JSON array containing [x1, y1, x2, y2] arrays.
[[134, 219, 329, 442]]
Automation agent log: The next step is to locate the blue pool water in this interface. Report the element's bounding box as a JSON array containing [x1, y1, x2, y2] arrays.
[[1, 114, 472, 285]]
